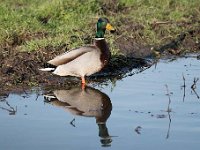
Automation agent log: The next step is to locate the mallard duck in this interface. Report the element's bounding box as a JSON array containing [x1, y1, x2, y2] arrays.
[[40, 18, 115, 87], [44, 86, 112, 146], [44, 86, 112, 120]]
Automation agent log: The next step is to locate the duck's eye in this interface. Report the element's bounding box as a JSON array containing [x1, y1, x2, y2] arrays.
[[101, 22, 107, 28]]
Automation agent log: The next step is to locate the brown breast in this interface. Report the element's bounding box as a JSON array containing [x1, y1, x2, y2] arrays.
[[94, 38, 111, 68]]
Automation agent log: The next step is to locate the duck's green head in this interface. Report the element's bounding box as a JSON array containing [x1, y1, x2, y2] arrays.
[[95, 18, 116, 38]]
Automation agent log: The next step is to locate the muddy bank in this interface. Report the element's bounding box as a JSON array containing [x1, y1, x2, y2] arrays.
[[115, 23, 200, 58], [0, 47, 150, 93], [0, 27, 200, 93]]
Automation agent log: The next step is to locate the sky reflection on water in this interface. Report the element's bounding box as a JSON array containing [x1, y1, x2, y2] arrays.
[[0, 56, 200, 150]]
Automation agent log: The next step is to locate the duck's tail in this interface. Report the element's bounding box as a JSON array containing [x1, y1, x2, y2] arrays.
[[39, 63, 56, 72], [39, 68, 55, 72], [44, 94, 57, 103]]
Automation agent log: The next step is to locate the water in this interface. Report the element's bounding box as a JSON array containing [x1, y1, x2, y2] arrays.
[[0, 56, 200, 150]]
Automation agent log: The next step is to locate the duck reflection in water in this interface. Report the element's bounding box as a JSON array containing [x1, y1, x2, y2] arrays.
[[44, 86, 112, 147]]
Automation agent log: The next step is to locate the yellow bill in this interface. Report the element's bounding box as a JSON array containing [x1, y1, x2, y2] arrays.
[[106, 23, 115, 31]]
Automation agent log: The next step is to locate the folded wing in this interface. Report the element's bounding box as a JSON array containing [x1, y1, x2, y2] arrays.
[[48, 46, 96, 66]]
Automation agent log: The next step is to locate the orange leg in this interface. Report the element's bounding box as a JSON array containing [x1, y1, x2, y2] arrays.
[[81, 76, 86, 89]]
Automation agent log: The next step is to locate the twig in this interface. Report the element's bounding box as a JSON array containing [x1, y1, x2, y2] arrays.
[[154, 60, 158, 69], [191, 77, 200, 99], [70, 118, 76, 127], [135, 126, 142, 135], [35, 93, 40, 101], [191, 77, 199, 90], [0, 101, 17, 115], [22, 86, 29, 98], [165, 84, 172, 139], [151, 21, 172, 29], [181, 73, 186, 102], [153, 21, 171, 25], [166, 112, 171, 139], [165, 85, 172, 113], [192, 89, 200, 99]]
